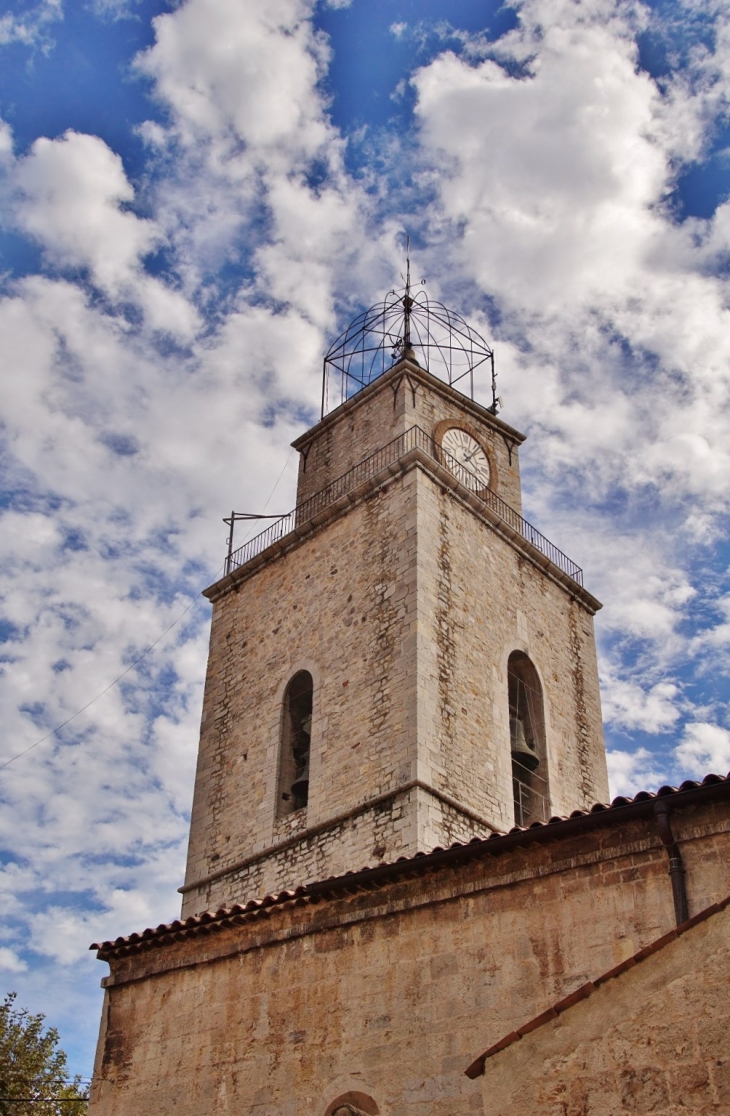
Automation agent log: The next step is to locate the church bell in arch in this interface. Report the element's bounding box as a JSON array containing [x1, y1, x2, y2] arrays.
[[510, 715, 540, 771]]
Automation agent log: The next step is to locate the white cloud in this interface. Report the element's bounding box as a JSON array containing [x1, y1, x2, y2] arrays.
[[0, 0, 61, 48], [675, 721, 730, 777], [13, 131, 156, 279], [411, 0, 730, 509], [601, 675, 680, 734], [414, 11, 664, 311], [136, 0, 330, 155], [0, 947, 28, 973], [688, 594, 730, 653], [125, 0, 386, 324], [8, 131, 198, 338], [607, 745, 669, 798], [0, 117, 12, 162]]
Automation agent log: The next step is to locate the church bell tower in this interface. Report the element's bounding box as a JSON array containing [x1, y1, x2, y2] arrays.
[[180, 281, 608, 918]]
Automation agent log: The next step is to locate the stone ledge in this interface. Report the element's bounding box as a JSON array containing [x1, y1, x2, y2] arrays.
[[179, 777, 501, 895], [291, 359, 527, 454]]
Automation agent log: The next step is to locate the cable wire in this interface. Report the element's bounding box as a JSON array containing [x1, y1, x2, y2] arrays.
[[0, 588, 214, 774], [235, 446, 295, 548], [0, 446, 298, 775]]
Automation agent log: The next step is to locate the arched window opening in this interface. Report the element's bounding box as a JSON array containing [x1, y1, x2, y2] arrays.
[[508, 652, 549, 827], [324, 1093, 379, 1116], [277, 671, 313, 817]]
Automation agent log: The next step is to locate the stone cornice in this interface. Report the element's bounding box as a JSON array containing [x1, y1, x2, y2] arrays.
[[178, 778, 501, 896], [291, 359, 526, 453], [92, 775, 730, 976]]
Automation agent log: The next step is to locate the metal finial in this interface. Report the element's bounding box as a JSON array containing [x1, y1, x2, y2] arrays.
[[321, 268, 495, 418], [487, 351, 500, 415], [403, 235, 413, 355]]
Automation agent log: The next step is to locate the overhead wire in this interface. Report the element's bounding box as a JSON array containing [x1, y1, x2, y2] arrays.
[[0, 589, 210, 773]]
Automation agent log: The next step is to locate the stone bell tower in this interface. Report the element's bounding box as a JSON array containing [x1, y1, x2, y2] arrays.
[[180, 286, 608, 918]]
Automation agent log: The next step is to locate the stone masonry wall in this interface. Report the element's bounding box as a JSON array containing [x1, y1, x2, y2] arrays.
[[89, 802, 730, 1116], [182, 784, 490, 916], [295, 372, 404, 504], [414, 467, 607, 834], [185, 790, 412, 917], [184, 454, 605, 915], [183, 470, 420, 917], [184, 355, 603, 914], [479, 897, 730, 1116]]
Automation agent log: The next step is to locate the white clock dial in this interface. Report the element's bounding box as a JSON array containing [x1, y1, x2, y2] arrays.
[[441, 428, 491, 490]]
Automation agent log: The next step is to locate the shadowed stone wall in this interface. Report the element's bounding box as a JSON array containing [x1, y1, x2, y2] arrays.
[[89, 799, 730, 1116], [478, 897, 730, 1116]]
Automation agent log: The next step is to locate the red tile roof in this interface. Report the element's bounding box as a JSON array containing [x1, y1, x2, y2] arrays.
[[91, 771, 730, 961], [464, 892, 730, 1079]]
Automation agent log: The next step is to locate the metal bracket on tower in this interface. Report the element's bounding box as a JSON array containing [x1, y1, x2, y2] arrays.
[[487, 351, 501, 416], [224, 511, 287, 573]]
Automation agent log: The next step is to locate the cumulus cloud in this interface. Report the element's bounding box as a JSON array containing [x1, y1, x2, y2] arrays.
[[0, 117, 12, 162], [130, 0, 384, 317], [412, 0, 730, 504], [409, 0, 730, 742], [13, 132, 156, 273], [0, 0, 61, 49], [675, 721, 730, 776], [601, 675, 681, 734], [688, 593, 730, 653], [137, 0, 330, 155], [0, 947, 28, 973], [8, 131, 198, 337], [607, 746, 670, 798]]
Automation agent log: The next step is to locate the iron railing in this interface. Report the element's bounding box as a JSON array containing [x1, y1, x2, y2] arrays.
[[512, 758, 550, 827], [225, 425, 583, 586]]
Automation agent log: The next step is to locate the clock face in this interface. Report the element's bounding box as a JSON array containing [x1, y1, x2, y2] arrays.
[[441, 428, 491, 490]]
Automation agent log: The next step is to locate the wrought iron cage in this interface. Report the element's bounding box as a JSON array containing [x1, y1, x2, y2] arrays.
[[321, 272, 495, 418]]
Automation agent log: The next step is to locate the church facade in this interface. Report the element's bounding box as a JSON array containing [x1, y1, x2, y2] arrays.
[[87, 307, 730, 1116]]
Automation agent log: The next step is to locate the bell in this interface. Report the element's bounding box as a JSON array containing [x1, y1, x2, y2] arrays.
[[510, 716, 540, 771], [291, 757, 310, 802]]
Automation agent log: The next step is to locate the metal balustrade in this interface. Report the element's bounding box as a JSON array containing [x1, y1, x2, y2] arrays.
[[224, 425, 584, 586], [512, 758, 550, 827]]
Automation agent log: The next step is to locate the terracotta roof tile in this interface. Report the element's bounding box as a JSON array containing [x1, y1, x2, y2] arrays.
[[91, 772, 730, 962]]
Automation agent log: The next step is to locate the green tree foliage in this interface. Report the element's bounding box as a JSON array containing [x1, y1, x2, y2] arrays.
[[0, 994, 88, 1116]]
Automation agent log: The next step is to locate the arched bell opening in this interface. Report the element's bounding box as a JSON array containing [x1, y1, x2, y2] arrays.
[[277, 670, 313, 818], [508, 651, 549, 826], [324, 1093, 380, 1116]]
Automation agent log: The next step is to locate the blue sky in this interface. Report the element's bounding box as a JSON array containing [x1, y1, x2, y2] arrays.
[[1, 0, 730, 1080]]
